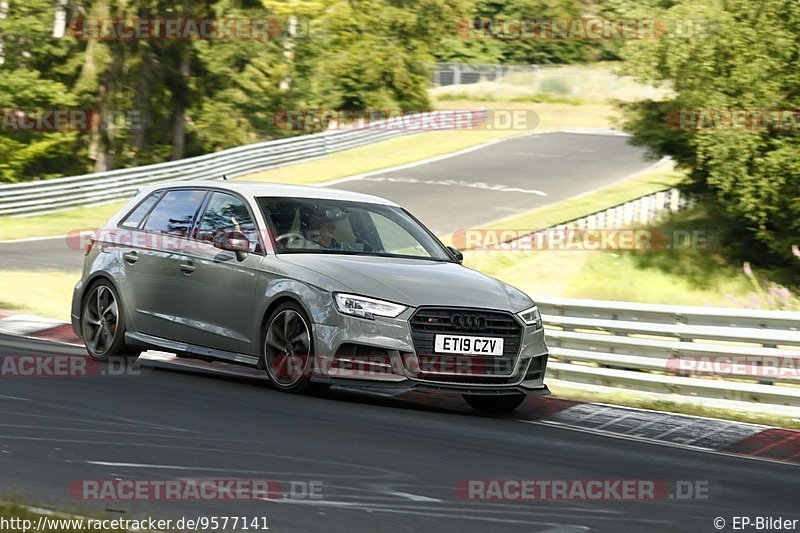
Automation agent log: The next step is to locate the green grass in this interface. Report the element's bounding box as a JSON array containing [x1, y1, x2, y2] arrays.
[[454, 165, 685, 293], [563, 247, 754, 306], [484, 166, 683, 233], [549, 384, 800, 429], [434, 100, 619, 130], [0, 202, 125, 241], [435, 90, 587, 105], [429, 63, 672, 104], [454, 164, 789, 308], [0, 270, 77, 321]]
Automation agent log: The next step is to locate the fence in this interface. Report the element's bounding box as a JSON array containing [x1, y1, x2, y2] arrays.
[[535, 296, 800, 415], [496, 180, 688, 251], [507, 182, 799, 416], [0, 110, 487, 217], [431, 63, 671, 101]]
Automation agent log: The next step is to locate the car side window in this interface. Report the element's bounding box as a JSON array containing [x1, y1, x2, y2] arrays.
[[142, 189, 206, 237], [196, 192, 262, 253], [120, 192, 160, 229]]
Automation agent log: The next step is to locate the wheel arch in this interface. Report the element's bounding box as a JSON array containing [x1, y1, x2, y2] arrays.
[[78, 272, 123, 321], [257, 295, 313, 369]]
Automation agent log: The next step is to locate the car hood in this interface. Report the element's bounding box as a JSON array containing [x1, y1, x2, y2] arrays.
[[277, 254, 534, 312]]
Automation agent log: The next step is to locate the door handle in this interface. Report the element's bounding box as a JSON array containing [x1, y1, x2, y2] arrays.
[[123, 251, 139, 264], [179, 260, 196, 274]]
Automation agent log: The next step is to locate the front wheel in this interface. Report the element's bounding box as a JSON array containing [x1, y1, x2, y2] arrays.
[[263, 302, 329, 395], [463, 393, 526, 414]]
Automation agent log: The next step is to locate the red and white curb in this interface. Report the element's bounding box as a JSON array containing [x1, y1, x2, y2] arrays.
[[0, 309, 264, 379], [0, 310, 82, 345], [2, 309, 799, 466]]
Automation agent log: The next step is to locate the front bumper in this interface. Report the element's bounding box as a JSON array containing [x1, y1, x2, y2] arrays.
[[311, 308, 549, 396]]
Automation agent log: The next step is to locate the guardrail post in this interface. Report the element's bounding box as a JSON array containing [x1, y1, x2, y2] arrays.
[[669, 188, 680, 212]]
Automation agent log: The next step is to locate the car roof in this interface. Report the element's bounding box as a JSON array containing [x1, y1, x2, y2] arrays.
[[138, 180, 398, 206]]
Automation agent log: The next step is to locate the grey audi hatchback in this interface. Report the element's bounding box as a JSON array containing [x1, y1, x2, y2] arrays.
[[71, 181, 549, 413]]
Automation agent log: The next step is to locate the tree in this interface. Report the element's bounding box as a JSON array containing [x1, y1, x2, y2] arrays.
[[619, 0, 800, 266], [0, 0, 83, 182], [307, 0, 471, 111]]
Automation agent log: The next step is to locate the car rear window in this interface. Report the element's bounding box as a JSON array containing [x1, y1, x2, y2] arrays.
[[142, 189, 207, 237], [119, 192, 160, 229]]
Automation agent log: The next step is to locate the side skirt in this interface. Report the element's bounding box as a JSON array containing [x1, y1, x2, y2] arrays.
[[125, 331, 260, 367]]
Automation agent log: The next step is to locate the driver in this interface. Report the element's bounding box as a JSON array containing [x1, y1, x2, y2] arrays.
[[305, 207, 339, 249]]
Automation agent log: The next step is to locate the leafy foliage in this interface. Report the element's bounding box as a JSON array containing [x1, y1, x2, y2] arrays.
[[619, 0, 800, 266]]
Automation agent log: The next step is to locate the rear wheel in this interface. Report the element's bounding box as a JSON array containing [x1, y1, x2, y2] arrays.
[[463, 393, 526, 414], [81, 280, 140, 361], [263, 302, 329, 395]]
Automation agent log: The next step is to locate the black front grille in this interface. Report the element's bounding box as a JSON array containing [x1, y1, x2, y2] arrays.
[[409, 307, 523, 378]]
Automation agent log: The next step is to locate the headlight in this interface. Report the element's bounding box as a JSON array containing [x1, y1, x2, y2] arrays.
[[517, 305, 542, 328], [333, 293, 407, 320]]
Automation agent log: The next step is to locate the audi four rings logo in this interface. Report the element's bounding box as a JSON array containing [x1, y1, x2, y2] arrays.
[[451, 314, 487, 330]]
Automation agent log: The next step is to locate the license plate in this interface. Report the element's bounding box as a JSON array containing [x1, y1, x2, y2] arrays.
[[434, 334, 504, 356]]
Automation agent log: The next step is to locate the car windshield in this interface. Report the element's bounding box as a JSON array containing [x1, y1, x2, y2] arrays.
[[257, 197, 452, 261]]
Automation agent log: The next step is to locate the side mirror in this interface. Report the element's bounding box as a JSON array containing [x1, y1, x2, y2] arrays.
[[213, 230, 250, 260], [447, 246, 463, 263]]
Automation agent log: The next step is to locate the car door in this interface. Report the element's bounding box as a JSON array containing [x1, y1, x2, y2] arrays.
[[172, 191, 265, 356], [121, 188, 207, 340]]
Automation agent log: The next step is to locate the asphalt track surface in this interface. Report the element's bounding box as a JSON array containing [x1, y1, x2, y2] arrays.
[[1, 334, 798, 532], [0, 133, 652, 272]]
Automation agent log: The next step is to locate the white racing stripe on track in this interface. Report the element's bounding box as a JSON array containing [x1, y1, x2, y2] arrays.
[[266, 497, 642, 529], [360, 176, 547, 195], [384, 490, 442, 503], [317, 136, 523, 188], [0, 394, 30, 401], [87, 461, 206, 470], [0, 315, 66, 336]]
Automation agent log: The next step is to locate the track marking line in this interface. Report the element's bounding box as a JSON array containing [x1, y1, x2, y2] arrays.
[[384, 490, 442, 503], [265, 497, 613, 526], [0, 394, 30, 401], [317, 127, 617, 189], [359, 176, 547, 195]]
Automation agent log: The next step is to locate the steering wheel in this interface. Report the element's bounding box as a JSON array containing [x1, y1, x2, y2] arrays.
[[275, 232, 307, 245]]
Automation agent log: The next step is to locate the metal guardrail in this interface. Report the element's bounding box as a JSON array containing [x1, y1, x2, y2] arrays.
[[0, 110, 487, 217], [534, 296, 800, 413]]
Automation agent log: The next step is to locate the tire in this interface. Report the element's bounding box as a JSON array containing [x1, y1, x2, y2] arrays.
[[81, 280, 141, 362], [263, 301, 329, 395], [463, 393, 526, 414]]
